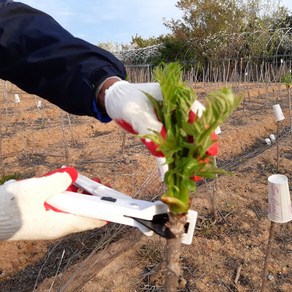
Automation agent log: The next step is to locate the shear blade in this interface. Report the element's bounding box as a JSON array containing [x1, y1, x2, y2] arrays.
[[129, 213, 176, 239]]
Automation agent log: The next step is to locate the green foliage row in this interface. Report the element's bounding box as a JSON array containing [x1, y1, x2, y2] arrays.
[[282, 71, 292, 87]]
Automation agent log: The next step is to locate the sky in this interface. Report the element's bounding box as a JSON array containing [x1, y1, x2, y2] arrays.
[[20, 0, 292, 46], [20, 0, 182, 45]]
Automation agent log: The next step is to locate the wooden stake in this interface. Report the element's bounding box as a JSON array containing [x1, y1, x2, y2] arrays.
[[260, 221, 275, 292], [211, 156, 218, 221], [0, 126, 4, 177], [276, 121, 279, 172], [60, 111, 69, 165], [288, 87, 292, 140], [121, 132, 126, 156]]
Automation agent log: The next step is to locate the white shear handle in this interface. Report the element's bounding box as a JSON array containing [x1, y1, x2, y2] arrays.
[[75, 173, 132, 199], [46, 191, 167, 236]]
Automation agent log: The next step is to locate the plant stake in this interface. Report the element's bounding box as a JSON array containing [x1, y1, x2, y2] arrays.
[[211, 126, 222, 220], [272, 104, 285, 171], [14, 94, 20, 103], [35, 97, 45, 128], [261, 174, 292, 292], [60, 111, 69, 165], [0, 126, 4, 177]]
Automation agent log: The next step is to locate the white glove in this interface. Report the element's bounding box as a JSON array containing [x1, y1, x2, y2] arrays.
[[104, 81, 205, 156], [0, 167, 106, 240], [105, 81, 163, 135]]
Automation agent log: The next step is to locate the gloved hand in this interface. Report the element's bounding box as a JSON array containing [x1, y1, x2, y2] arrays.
[[104, 81, 165, 156], [0, 167, 106, 241], [104, 81, 218, 157]]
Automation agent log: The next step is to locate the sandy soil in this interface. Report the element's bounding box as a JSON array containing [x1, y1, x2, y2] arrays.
[[0, 81, 291, 292]]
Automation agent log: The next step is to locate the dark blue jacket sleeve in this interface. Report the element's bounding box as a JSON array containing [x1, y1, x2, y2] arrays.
[[0, 1, 127, 122]]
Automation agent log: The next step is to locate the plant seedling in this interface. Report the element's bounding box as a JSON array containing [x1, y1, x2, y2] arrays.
[[142, 62, 242, 291]]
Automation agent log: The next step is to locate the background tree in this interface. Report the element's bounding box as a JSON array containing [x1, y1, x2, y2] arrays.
[[113, 0, 291, 70], [164, 0, 245, 63], [238, 1, 290, 59], [131, 34, 166, 48], [162, 0, 290, 62]]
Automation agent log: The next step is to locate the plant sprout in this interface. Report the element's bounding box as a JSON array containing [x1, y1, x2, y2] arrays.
[[144, 62, 242, 215], [142, 62, 242, 291]]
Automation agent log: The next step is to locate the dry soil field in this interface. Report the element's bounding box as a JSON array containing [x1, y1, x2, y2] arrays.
[[0, 81, 291, 292]]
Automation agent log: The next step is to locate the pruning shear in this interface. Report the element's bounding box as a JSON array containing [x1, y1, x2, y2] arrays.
[[46, 172, 198, 245]]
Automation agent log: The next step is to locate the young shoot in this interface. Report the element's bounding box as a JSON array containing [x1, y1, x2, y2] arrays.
[[143, 62, 242, 215]]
